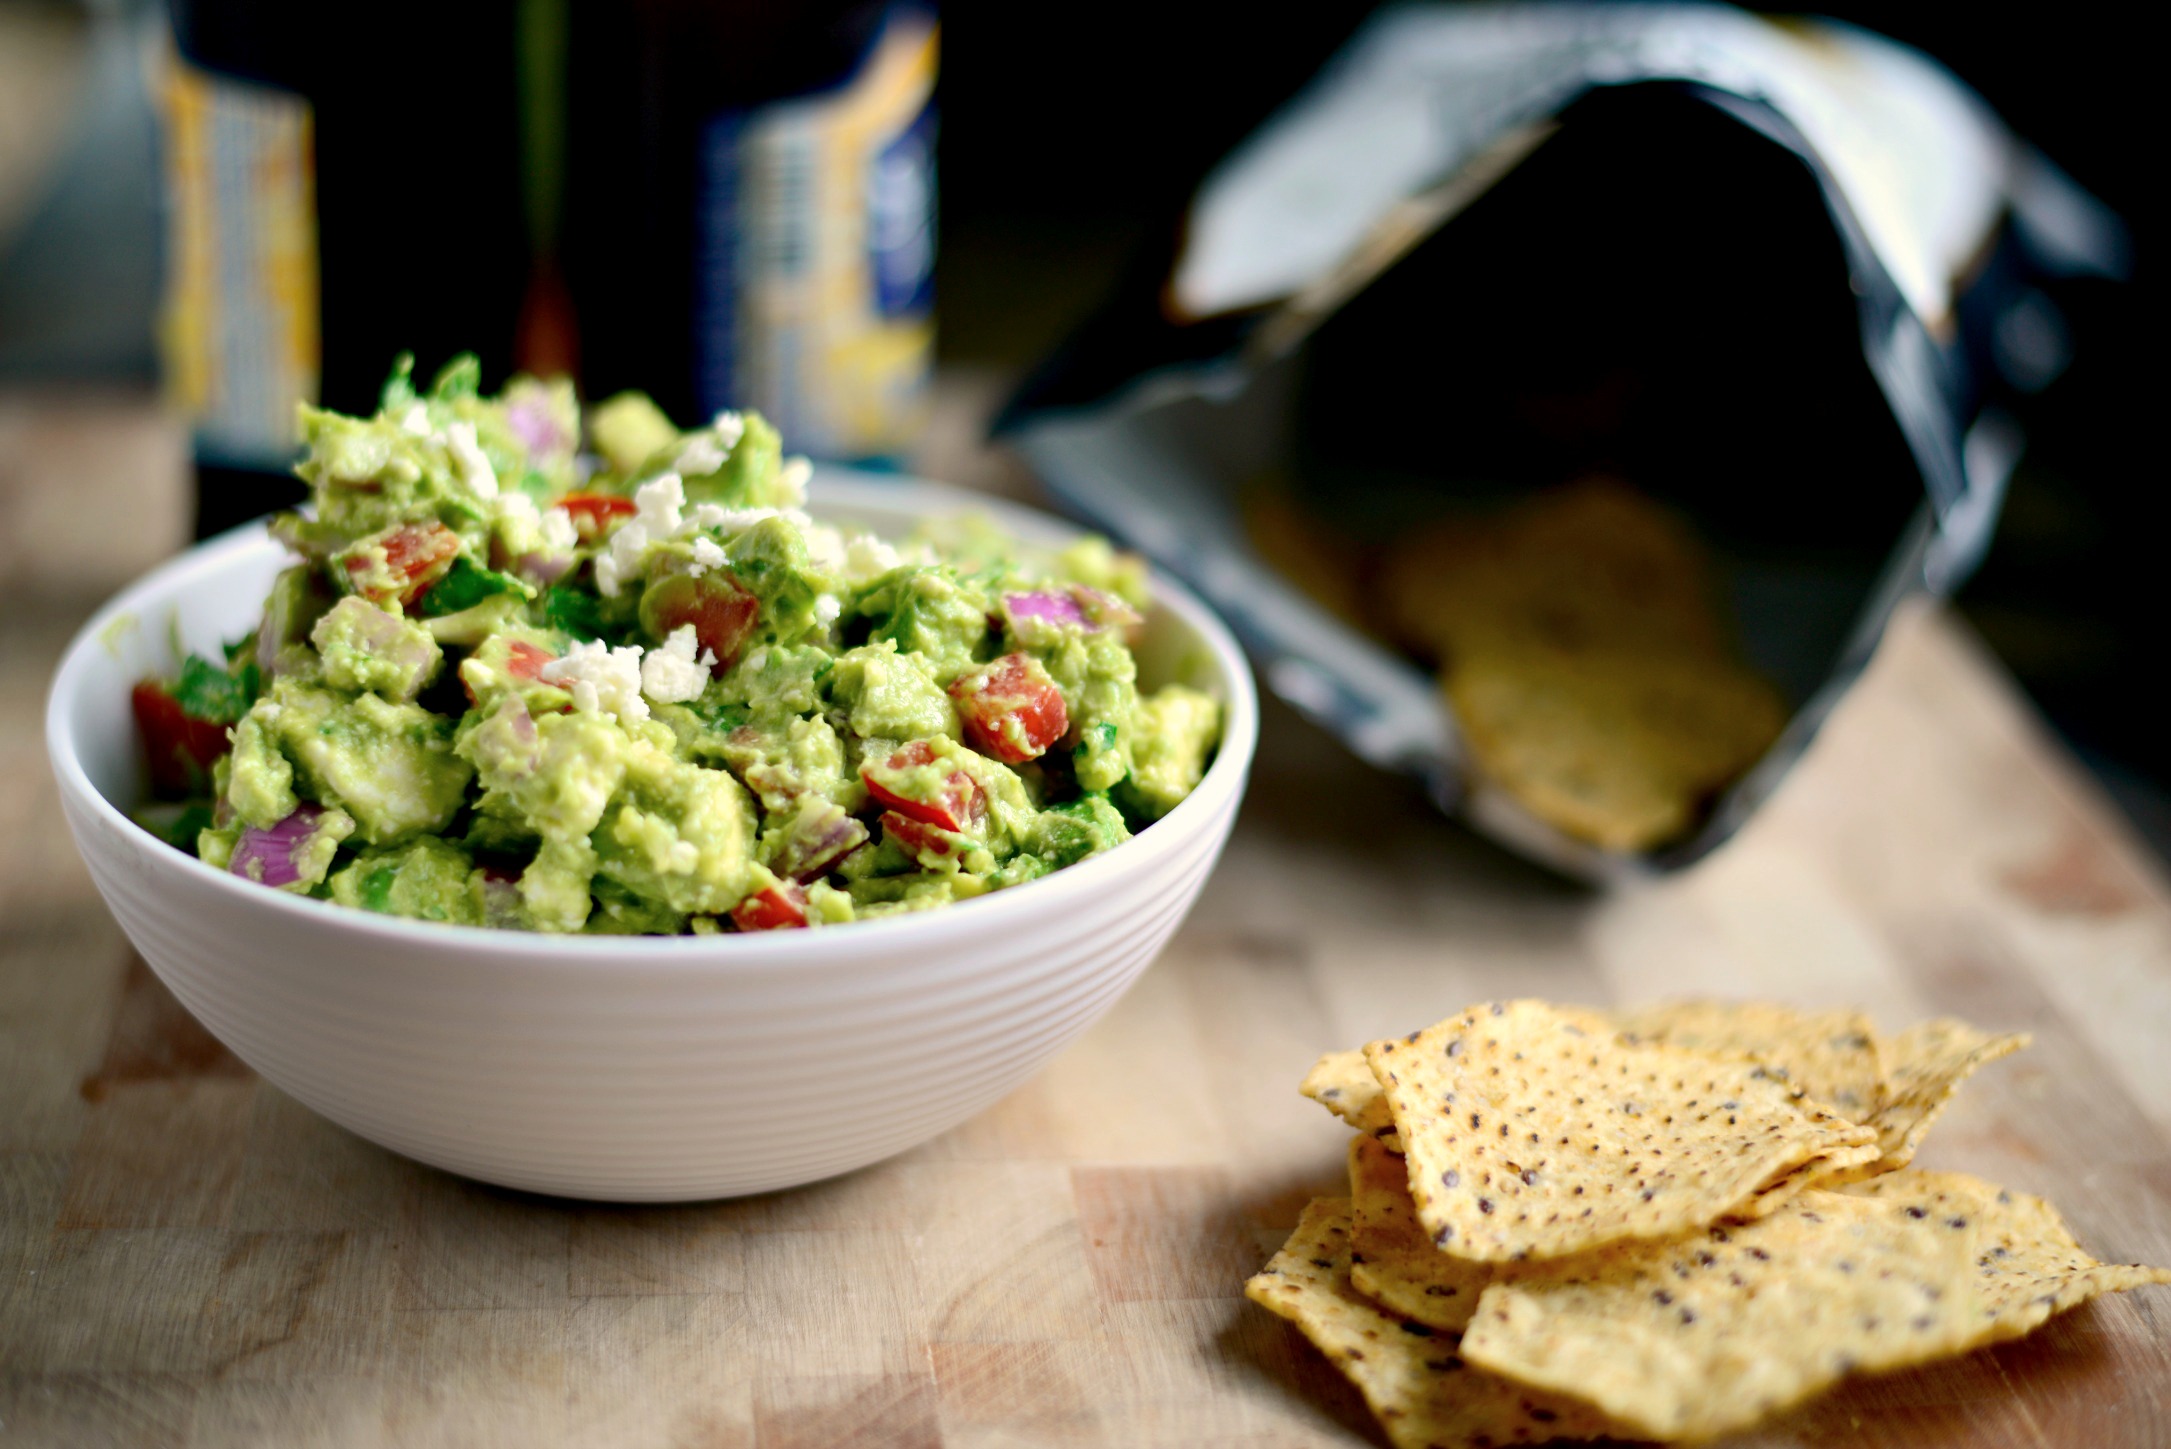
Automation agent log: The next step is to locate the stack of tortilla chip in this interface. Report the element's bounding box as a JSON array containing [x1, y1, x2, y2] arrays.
[[1381, 483, 1788, 853], [1244, 477, 1788, 853], [1250, 999, 2171, 1447]]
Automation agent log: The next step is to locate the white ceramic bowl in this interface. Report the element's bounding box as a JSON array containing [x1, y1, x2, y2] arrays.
[[47, 472, 1256, 1201]]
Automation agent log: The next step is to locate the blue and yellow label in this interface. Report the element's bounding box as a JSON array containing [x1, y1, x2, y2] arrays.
[[694, 9, 936, 463], [156, 45, 320, 467]]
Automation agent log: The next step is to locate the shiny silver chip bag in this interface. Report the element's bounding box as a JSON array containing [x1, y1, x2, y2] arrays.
[[996, 3, 2125, 878]]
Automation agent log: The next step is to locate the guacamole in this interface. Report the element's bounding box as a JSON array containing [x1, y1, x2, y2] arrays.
[[132, 355, 1221, 933]]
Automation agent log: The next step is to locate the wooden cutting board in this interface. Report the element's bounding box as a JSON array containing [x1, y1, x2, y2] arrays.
[[5, 582, 2170, 1447]]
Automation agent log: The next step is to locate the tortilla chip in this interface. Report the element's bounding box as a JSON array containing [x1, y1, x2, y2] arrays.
[[1607, 1000, 1884, 1120], [1301, 1048, 1394, 1136], [1856, 1019, 2029, 1171], [1447, 646, 1787, 854], [1376, 480, 1784, 853], [1463, 1169, 2171, 1442], [1348, 1135, 1498, 1332], [1843, 1169, 2171, 1338], [1364, 1000, 1878, 1262], [1244, 1198, 1620, 1449], [1381, 479, 1728, 664], [1458, 1187, 1995, 1441]]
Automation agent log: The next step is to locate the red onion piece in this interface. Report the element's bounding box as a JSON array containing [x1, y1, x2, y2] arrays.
[[1001, 590, 1091, 634], [506, 397, 570, 459], [230, 803, 327, 889], [774, 799, 870, 882], [514, 550, 576, 586], [1002, 590, 1089, 627], [476, 866, 524, 928], [1069, 585, 1142, 630], [1000, 587, 1141, 637]]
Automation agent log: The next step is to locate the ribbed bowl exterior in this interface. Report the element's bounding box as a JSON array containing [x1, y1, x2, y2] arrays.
[[48, 477, 1256, 1201]]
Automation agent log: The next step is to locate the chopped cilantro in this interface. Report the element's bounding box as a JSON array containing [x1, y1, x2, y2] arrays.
[[689, 698, 753, 734], [379, 352, 417, 410], [541, 583, 610, 641], [169, 653, 259, 724], [419, 556, 529, 618], [430, 353, 481, 400], [361, 864, 399, 913], [134, 800, 215, 853]]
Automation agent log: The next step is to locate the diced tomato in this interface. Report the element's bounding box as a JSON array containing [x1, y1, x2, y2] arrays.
[[505, 641, 556, 681], [131, 681, 233, 796], [461, 640, 559, 707], [345, 522, 462, 609], [640, 568, 761, 675], [860, 741, 984, 833], [557, 492, 638, 542], [731, 880, 809, 931], [377, 523, 462, 604], [880, 810, 975, 869], [950, 652, 1069, 764]]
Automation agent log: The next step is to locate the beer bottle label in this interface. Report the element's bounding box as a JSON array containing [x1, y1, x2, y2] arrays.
[[693, 8, 936, 463], [156, 44, 320, 470]]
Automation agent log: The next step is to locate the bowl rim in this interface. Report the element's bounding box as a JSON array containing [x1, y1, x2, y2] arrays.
[[46, 470, 1258, 967]]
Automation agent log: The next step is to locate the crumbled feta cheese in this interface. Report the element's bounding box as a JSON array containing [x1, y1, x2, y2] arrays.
[[496, 491, 539, 530], [801, 523, 847, 573], [593, 526, 640, 598], [743, 648, 768, 673], [640, 624, 714, 704], [540, 639, 650, 722], [595, 473, 686, 598], [539, 505, 577, 554], [842, 533, 902, 586], [721, 507, 783, 534], [634, 472, 686, 534], [399, 404, 432, 436], [814, 593, 841, 626], [675, 433, 726, 477], [688, 536, 727, 575], [497, 490, 578, 565], [491, 491, 549, 561], [443, 421, 499, 500], [709, 410, 746, 450], [777, 455, 812, 507], [683, 503, 780, 537]]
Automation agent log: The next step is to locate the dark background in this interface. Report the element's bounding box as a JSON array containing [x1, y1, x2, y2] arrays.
[[936, 2, 2164, 832]]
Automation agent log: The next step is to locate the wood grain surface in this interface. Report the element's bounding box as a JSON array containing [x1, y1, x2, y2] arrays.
[[3, 394, 2169, 1448]]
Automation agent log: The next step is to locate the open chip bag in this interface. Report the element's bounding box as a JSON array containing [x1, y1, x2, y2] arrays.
[[996, 3, 2126, 877]]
